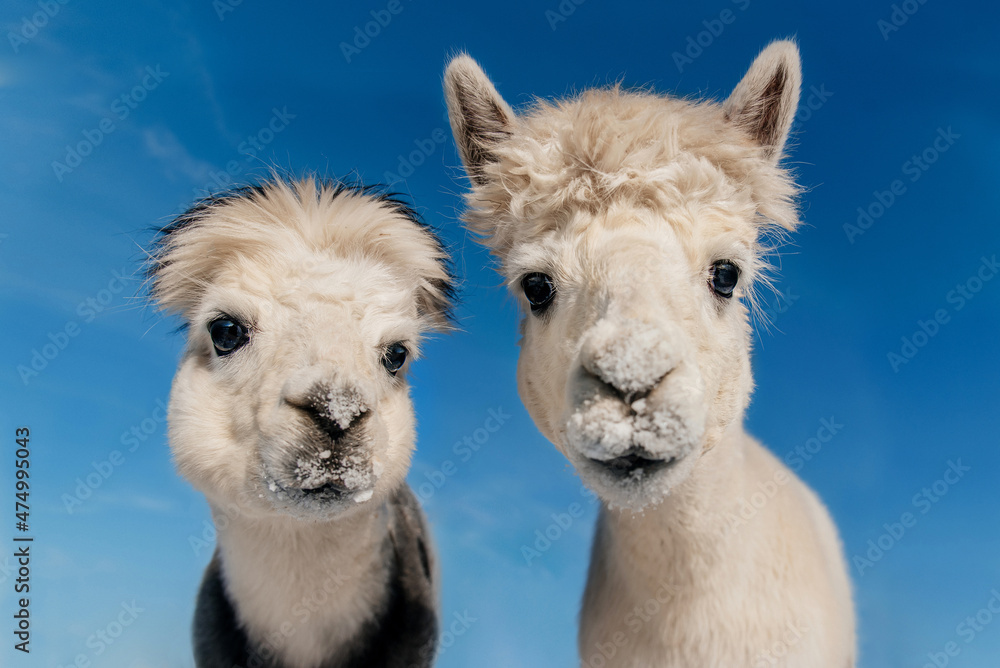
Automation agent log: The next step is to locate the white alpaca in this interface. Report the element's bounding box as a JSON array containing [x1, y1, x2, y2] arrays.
[[445, 41, 855, 667], [149, 178, 453, 668]]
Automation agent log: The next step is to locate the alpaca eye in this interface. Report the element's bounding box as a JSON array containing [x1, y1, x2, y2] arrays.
[[208, 317, 249, 356], [382, 342, 408, 375], [521, 273, 556, 313], [710, 261, 740, 299]]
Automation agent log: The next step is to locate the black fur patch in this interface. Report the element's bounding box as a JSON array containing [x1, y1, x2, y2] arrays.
[[190, 487, 439, 668], [192, 553, 256, 667], [340, 549, 437, 668]]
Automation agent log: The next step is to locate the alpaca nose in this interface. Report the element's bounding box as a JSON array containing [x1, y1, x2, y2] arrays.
[[288, 384, 369, 441], [579, 318, 676, 398]]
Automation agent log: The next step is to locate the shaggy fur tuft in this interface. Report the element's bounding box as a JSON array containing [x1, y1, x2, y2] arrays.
[[149, 176, 455, 331], [445, 57, 801, 323], [447, 67, 801, 252]]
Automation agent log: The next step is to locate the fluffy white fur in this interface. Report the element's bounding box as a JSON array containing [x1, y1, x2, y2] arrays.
[[151, 178, 451, 667], [445, 41, 855, 666]]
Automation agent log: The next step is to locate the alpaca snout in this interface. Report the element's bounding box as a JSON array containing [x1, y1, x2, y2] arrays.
[[579, 318, 677, 398], [288, 384, 371, 442], [261, 378, 383, 506], [263, 418, 379, 507], [565, 332, 707, 488]]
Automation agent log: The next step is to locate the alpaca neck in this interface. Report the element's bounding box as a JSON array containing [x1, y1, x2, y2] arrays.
[[213, 501, 392, 667], [601, 422, 752, 588]]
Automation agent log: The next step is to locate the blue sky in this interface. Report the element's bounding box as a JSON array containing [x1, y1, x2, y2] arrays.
[[1, 0, 998, 666]]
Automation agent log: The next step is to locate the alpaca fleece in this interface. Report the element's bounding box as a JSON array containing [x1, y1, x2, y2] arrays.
[[445, 41, 855, 667], [149, 177, 452, 667]]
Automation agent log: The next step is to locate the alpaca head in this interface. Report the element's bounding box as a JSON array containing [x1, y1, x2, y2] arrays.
[[445, 41, 801, 510], [150, 178, 453, 520]]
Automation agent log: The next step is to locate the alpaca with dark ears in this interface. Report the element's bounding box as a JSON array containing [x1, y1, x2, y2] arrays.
[[149, 177, 453, 668], [445, 41, 856, 666]]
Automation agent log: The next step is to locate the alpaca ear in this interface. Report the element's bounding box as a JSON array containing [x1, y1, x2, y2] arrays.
[[723, 40, 802, 162], [415, 277, 455, 332], [444, 54, 515, 185]]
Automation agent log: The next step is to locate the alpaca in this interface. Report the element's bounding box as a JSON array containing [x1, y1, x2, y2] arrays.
[[444, 41, 855, 666], [149, 177, 453, 668]]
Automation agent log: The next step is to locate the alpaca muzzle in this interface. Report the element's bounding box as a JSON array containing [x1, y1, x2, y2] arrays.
[[563, 320, 707, 505], [262, 382, 382, 508]]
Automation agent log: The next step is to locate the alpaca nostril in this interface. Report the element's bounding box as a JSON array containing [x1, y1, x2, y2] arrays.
[[313, 413, 347, 442], [580, 319, 677, 398], [583, 368, 668, 406], [287, 401, 345, 440], [287, 385, 369, 442]]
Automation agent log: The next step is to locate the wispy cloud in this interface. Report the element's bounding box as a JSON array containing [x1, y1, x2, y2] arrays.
[[142, 126, 215, 183], [161, 5, 237, 144]]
